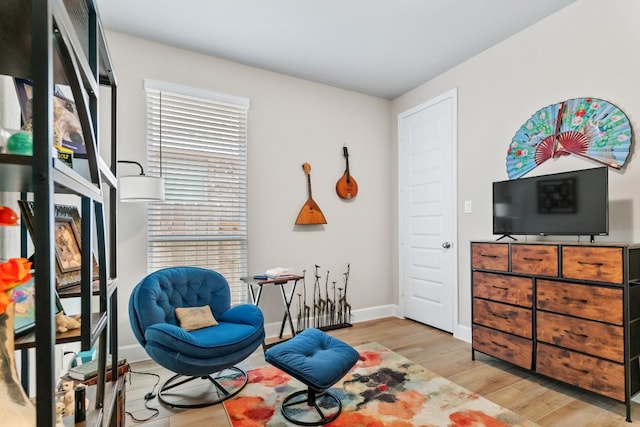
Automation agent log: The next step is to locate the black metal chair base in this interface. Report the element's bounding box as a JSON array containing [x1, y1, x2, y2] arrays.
[[158, 366, 248, 408], [280, 388, 342, 426]]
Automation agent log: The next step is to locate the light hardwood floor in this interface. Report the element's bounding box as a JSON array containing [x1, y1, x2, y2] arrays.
[[124, 317, 640, 426]]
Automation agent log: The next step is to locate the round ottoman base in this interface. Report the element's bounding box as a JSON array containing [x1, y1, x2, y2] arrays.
[[281, 388, 342, 426]]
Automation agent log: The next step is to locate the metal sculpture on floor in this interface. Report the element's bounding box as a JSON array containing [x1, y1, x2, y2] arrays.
[[295, 264, 352, 334]]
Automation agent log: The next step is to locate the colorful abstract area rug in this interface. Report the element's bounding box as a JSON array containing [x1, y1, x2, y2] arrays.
[[223, 342, 539, 427]]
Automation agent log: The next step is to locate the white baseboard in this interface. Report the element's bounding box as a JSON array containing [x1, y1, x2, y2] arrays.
[[119, 343, 150, 364], [454, 324, 471, 343], [263, 304, 401, 339]]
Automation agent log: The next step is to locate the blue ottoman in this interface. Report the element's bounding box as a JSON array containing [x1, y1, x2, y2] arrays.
[[265, 328, 359, 426]]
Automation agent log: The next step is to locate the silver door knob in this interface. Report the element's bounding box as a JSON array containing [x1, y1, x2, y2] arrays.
[[442, 242, 452, 249]]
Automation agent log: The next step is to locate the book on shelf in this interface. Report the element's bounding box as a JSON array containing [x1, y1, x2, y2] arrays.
[[81, 362, 130, 386], [67, 355, 126, 381]]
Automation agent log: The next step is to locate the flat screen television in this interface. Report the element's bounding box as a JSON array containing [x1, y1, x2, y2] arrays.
[[493, 166, 608, 239]]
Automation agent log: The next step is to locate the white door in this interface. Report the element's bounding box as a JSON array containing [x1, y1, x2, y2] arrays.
[[398, 89, 457, 333]]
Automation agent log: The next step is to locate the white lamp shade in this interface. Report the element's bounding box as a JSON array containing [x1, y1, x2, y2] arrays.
[[119, 175, 165, 202]]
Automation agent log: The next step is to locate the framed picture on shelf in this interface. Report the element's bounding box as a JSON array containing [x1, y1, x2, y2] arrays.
[[13, 275, 64, 337], [18, 201, 99, 289], [13, 77, 87, 156]]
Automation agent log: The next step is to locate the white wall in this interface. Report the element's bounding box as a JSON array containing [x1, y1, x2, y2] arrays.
[[112, 0, 640, 358], [106, 32, 394, 360], [392, 0, 640, 330]]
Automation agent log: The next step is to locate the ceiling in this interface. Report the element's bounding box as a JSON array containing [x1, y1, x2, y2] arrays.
[[95, 0, 577, 100]]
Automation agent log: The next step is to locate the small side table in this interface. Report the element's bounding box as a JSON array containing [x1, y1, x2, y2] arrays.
[[241, 275, 303, 346]]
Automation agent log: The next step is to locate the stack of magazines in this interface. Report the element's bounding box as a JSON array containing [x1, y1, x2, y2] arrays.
[[265, 267, 293, 278]]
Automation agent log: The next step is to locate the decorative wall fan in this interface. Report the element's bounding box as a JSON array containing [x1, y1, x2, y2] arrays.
[[507, 97, 632, 179]]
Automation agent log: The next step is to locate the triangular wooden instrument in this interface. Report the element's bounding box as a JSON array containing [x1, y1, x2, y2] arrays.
[[336, 145, 358, 199], [296, 162, 327, 225]]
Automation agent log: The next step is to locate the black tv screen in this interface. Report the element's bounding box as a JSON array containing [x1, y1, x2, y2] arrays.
[[493, 167, 608, 237]]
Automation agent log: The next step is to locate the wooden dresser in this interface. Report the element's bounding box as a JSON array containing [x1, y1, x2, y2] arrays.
[[471, 241, 640, 421]]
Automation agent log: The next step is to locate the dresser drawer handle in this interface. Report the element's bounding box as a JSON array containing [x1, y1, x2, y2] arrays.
[[491, 340, 508, 349], [491, 285, 508, 291], [563, 363, 589, 375], [481, 254, 498, 258], [490, 311, 510, 320], [564, 329, 589, 339], [523, 257, 543, 262], [577, 261, 604, 267], [563, 296, 588, 304]]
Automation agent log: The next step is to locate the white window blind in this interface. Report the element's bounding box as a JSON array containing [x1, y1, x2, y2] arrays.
[[145, 82, 249, 305]]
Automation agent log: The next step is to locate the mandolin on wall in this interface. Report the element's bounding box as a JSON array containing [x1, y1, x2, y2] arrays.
[[336, 146, 358, 199]]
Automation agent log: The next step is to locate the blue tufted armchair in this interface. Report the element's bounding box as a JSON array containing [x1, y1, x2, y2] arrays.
[[129, 267, 265, 408]]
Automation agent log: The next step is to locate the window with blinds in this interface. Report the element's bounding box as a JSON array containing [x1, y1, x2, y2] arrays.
[[144, 80, 250, 305]]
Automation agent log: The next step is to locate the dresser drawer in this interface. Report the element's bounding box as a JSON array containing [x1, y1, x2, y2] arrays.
[[473, 325, 532, 370], [536, 343, 625, 401], [562, 246, 623, 284], [537, 311, 624, 363], [511, 244, 558, 276], [473, 299, 532, 338], [472, 272, 532, 307], [536, 279, 622, 325], [472, 243, 508, 271]]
